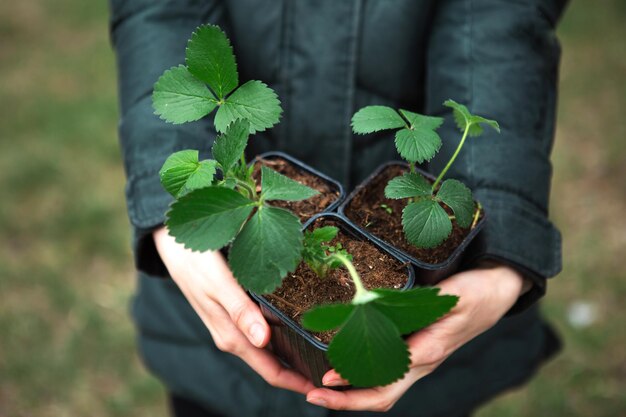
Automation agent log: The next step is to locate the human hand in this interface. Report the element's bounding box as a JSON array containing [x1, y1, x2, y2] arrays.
[[305, 264, 530, 411], [153, 227, 315, 395]]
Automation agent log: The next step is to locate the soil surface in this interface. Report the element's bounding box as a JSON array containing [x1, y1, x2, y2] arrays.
[[344, 164, 480, 264], [265, 218, 410, 344], [253, 157, 340, 222]]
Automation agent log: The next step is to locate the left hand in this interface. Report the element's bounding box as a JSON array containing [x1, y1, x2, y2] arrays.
[[305, 263, 530, 412]]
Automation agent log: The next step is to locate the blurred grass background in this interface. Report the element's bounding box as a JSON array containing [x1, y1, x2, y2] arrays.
[[0, 1, 624, 416]]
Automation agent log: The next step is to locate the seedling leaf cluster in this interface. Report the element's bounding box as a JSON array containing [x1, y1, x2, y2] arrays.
[[351, 100, 500, 248], [301, 249, 458, 387], [302, 226, 352, 279], [153, 25, 281, 132], [154, 25, 320, 294], [153, 24, 460, 388]]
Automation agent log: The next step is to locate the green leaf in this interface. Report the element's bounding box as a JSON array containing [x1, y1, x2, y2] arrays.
[[211, 119, 250, 172], [301, 303, 354, 332], [159, 150, 218, 197], [160, 150, 198, 174], [372, 288, 459, 334], [183, 160, 218, 193], [260, 166, 319, 202], [220, 177, 237, 189], [302, 226, 341, 279], [392, 110, 443, 163], [443, 99, 472, 133], [153, 65, 217, 124], [185, 25, 238, 99], [436, 179, 475, 228], [165, 187, 254, 251], [310, 226, 339, 243], [327, 304, 409, 387], [214, 80, 282, 133], [384, 172, 432, 200], [443, 99, 500, 137], [468, 115, 501, 137], [399, 109, 444, 131], [159, 150, 199, 196], [301, 287, 459, 386], [394, 127, 442, 165], [402, 199, 452, 248], [351, 106, 406, 134], [229, 206, 303, 293]]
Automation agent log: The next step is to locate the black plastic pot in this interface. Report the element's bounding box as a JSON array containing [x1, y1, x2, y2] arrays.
[[338, 161, 486, 286], [253, 151, 345, 216], [249, 212, 415, 387]]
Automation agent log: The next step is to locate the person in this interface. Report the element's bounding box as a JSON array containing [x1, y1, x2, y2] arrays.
[[109, 0, 567, 415]]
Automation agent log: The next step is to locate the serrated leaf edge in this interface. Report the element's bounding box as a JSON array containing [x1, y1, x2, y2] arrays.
[[185, 24, 239, 99]]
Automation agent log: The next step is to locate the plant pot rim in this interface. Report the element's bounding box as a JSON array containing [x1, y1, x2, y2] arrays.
[[249, 212, 416, 351], [254, 151, 346, 213], [338, 160, 487, 270]]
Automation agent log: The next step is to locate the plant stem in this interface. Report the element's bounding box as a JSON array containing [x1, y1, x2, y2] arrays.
[[329, 253, 378, 304], [233, 178, 256, 200], [409, 162, 415, 173], [471, 201, 482, 229], [237, 152, 260, 199], [432, 123, 470, 191]]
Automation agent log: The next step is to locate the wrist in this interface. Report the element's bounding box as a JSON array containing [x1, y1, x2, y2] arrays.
[[152, 225, 169, 246], [476, 260, 531, 298]]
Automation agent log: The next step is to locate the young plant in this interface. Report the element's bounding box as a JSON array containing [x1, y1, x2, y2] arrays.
[[351, 101, 500, 248], [301, 226, 352, 279], [153, 25, 281, 133], [153, 25, 320, 294], [301, 243, 458, 387], [153, 24, 458, 389]]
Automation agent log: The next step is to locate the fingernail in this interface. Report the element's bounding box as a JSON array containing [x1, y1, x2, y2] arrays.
[[322, 379, 344, 387], [307, 397, 327, 407], [249, 323, 265, 347]]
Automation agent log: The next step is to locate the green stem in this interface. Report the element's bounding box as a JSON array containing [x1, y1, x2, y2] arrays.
[[233, 178, 256, 200], [432, 123, 470, 191], [237, 153, 249, 181], [237, 152, 259, 198], [409, 162, 415, 173], [328, 253, 377, 304], [471, 201, 482, 229]]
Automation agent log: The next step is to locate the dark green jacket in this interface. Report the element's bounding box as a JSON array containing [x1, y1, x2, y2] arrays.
[[109, 1, 565, 415]]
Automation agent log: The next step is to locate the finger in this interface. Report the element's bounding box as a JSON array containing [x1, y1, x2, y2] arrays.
[[239, 344, 316, 394], [202, 256, 271, 348], [321, 369, 350, 387], [156, 232, 270, 348], [185, 289, 237, 350], [405, 328, 453, 370], [306, 381, 408, 412], [193, 295, 315, 394]]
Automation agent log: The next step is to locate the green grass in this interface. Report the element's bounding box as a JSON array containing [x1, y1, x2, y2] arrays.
[[0, 2, 165, 416], [478, 1, 626, 416], [0, 1, 624, 416]]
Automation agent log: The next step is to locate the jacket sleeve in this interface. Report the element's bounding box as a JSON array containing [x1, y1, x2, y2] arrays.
[[425, 0, 568, 313], [109, 0, 227, 276]]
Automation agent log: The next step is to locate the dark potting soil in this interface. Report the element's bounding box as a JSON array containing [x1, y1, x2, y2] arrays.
[[344, 164, 479, 264], [252, 157, 340, 222], [265, 219, 409, 345]]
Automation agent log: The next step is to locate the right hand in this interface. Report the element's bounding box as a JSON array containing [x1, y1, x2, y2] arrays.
[[153, 227, 315, 394]]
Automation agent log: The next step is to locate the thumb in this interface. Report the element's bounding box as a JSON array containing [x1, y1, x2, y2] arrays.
[[225, 294, 270, 348], [210, 261, 270, 348]]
